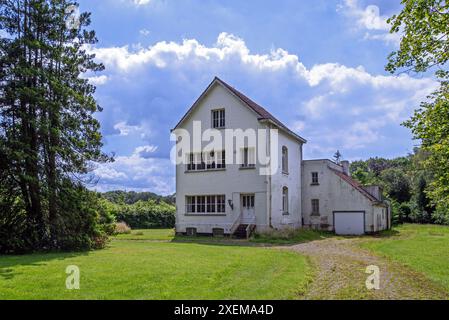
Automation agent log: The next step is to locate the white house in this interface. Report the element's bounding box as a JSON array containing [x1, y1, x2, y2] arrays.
[[171, 77, 390, 237]]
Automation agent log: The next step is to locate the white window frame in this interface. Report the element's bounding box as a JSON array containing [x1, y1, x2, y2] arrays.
[[242, 194, 255, 209], [311, 172, 319, 185], [217, 195, 226, 213], [212, 109, 225, 129], [186, 195, 226, 214], [311, 199, 320, 215], [241, 147, 256, 168], [282, 187, 289, 214], [186, 151, 226, 171], [186, 196, 196, 213], [282, 146, 288, 174], [196, 196, 206, 213]]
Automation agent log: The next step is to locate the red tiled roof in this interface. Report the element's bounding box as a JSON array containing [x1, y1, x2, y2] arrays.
[[329, 167, 379, 202], [173, 77, 307, 143]]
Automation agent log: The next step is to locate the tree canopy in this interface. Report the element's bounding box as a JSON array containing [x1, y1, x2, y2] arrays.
[[386, 0, 449, 223], [0, 0, 113, 253]]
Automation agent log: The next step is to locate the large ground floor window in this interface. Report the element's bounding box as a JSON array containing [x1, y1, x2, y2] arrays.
[[186, 195, 226, 213]]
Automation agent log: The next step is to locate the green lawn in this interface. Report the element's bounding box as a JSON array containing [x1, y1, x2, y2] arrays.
[[0, 235, 312, 300], [113, 228, 175, 241], [251, 228, 336, 245], [362, 224, 449, 292]]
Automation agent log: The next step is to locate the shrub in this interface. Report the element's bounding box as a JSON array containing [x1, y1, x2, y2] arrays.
[[390, 199, 412, 225], [114, 200, 176, 229], [432, 203, 449, 225], [115, 222, 132, 234], [0, 194, 29, 254]]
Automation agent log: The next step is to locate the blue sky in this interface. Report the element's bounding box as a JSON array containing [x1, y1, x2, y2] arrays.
[[81, 0, 437, 195]]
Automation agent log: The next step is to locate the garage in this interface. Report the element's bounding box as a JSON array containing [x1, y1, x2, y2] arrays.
[[333, 211, 365, 235]]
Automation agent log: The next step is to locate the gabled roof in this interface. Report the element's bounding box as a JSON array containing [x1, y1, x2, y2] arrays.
[[172, 77, 307, 143], [329, 167, 380, 203]]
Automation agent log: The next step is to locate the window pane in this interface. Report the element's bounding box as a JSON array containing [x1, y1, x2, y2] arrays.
[[217, 195, 225, 213], [207, 195, 216, 213], [220, 110, 225, 127]]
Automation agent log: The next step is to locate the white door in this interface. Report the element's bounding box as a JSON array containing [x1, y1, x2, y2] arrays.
[[334, 211, 365, 235], [241, 194, 255, 224]]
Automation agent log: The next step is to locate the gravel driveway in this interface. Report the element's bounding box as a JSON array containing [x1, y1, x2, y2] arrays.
[[282, 238, 448, 300]]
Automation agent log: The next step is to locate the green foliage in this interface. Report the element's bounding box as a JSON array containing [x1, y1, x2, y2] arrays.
[[102, 190, 175, 205], [0, 192, 29, 253], [386, 0, 449, 225], [252, 228, 335, 245], [380, 168, 411, 203], [0, 1, 113, 253], [47, 183, 115, 251], [350, 149, 447, 225], [103, 198, 176, 229]]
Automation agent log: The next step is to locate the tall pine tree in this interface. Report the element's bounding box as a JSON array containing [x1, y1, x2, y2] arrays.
[[0, 0, 112, 253]]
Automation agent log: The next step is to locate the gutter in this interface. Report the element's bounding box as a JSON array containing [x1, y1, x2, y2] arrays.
[[258, 118, 307, 144]]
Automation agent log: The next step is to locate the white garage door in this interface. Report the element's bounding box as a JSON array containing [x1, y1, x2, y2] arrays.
[[334, 211, 365, 235]]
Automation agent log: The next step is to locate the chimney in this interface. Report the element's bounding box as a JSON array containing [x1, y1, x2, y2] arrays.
[[341, 160, 350, 176], [363, 185, 383, 201]]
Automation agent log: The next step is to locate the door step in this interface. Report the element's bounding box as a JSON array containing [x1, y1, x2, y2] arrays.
[[233, 224, 256, 239]]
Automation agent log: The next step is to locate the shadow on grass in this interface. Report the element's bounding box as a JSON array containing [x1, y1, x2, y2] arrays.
[[370, 228, 401, 238], [0, 250, 90, 280]]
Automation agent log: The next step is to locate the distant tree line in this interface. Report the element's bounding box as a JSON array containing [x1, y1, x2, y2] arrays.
[[102, 190, 175, 205], [100, 192, 176, 229], [350, 148, 448, 225]]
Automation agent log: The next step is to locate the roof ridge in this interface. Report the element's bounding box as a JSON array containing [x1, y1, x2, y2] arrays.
[[214, 77, 306, 143], [329, 167, 378, 202], [173, 77, 307, 143]]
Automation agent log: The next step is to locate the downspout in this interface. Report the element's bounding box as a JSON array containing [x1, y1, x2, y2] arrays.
[[267, 125, 273, 228]]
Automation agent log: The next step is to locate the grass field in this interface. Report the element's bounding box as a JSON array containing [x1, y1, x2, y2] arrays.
[[0, 232, 312, 300], [2, 224, 448, 300], [361, 224, 449, 293], [113, 228, 175, 241], [251, 228, 336, 245]]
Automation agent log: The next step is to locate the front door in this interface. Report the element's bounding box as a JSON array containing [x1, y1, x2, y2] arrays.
[[241, 194, 255, 224]]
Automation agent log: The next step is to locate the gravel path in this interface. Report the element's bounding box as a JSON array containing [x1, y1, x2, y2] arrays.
[[282, 238, 448, 300]]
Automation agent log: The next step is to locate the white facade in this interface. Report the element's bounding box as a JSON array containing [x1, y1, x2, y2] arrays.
[[302, 159, 389, 234], [173, 77, 390, 236]]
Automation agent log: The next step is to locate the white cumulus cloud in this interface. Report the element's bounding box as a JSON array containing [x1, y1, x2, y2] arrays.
[[90, 32, 437, 183]]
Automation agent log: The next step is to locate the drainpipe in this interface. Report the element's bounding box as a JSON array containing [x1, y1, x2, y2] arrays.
[[267, 125, 273, 228]]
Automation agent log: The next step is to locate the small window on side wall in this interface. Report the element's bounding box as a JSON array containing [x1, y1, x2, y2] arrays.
[[212, 109, 225, 128], [311, 199, 320, 215], [282, 187, 289, 214], [282, 146, 288, 174], [311, 172, 319, 185]]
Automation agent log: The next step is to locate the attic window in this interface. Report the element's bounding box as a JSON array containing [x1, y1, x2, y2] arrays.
[[212, 109, 225, 128]]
